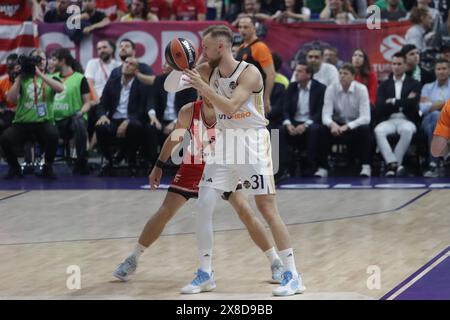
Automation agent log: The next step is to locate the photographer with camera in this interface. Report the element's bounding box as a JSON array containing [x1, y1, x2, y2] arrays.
[[0, 54, 18, 137], [50, 48, 91, 175], [0, 49, 64, 180]]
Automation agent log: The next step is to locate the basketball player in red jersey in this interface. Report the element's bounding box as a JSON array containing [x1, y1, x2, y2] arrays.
[[113, 98, 284, 293]]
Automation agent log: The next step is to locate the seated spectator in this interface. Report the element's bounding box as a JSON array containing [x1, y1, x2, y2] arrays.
[[279, 61, 327, 177], [170, 0, 206, 20], [96, 0, 128, 21], [405, 7, 434, 52], [95, 57, 148, 176], [271, 0, 311, 22], [0, 54, 18, 138], [290, 47, 339, 86], [374, 52, 421, 177], [380, 0, 406, 21], [85, 39, 121, 149], [320, 63, 371, 177], [352, 48, 377, 108], [65, 0, 110, 44], [110, 38, 155, 80], [231, 0, 272, 26], [121, 0, 158, 21], [44, 0, 71, 22], [80, 0, 111, 35], [85, 39, 121, 103], [324, 47, 344, 69], [0, 49, 64, 180], [147, 63, 197, 154], [319, 0, 356, 21], [400, 44, 435, 86], [0, 0, 43, 22], [148, 0, 172, 20], [419, 59, 450, 177], [50, 48, 91, 175]]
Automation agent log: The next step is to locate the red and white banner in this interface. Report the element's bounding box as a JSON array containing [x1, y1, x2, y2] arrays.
[[0, 20, 39, 74]]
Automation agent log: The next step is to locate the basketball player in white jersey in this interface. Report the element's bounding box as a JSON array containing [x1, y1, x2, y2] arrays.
[[112, 97, 285, 293], [182, 25, 305, 296]]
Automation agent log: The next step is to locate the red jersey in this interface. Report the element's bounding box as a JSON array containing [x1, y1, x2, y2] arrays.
[[0, 0, 31, 21], [96, 0, 128, 21], [148, 0, 171, 20], [169, 100, 216, 198], [171, 0, 206, 21]]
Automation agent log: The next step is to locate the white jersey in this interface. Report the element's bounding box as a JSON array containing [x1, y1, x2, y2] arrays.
[[209, 61, 269, 129]]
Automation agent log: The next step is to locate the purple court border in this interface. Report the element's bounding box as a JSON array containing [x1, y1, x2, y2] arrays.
[[380, 246, 450, 300]]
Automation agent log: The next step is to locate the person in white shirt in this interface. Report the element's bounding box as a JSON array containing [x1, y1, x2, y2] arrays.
[[85, 39, 121, 100], [290, 47, 339, 86], [405, 7, 434, 52], [85, 39, 121, 148], [320, 63, 372, 177]]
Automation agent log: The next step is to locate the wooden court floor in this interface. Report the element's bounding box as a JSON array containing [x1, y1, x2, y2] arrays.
[[0, 188, 449, 300]]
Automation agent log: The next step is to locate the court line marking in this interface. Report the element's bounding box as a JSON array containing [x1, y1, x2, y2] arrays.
[[380, 246, 450, 300], [0, 190, 431, 246], [0, 190, 29, 203]]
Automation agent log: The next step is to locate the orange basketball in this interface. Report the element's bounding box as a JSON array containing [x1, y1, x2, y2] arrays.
[[165, 38, 196, 71]]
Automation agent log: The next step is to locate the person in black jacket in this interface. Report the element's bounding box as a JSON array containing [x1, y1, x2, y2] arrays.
[[278, 61, 327, 177], [95, 57, 149, 176], [400, 44, 435, 87], [144, 64, 197, 167], [374, 52, 422, 177]]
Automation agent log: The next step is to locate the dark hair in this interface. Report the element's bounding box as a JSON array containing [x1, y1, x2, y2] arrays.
[[339, 63, 356, 75], [51, 48, 84, 73], [272, 52, 283, 72], [435, 59, 450, 67], [202, 25, 234, 44], [120, 38, 136, 50], [98, 39, 116, 55], [352, 48, 371, 79], [306, 47, 323, 56], [280, 0, 304, 13], [296, 59, 314, 75], [409, 7, 429, 24], [238, 14, 258, 27], [392, 52, 406, 62], [6, 53, 18, 62], [132, 0, 149, 20]]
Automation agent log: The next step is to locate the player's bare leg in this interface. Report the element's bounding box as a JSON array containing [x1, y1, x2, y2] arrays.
[[254, 194, 306, 295], [113, 192, 187, 281], [228, 191, 284, 283]]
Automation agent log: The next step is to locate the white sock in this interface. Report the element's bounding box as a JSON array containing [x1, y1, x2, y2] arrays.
[[279, 248, 298, 277], [199, 249, 213, 274], [132, 243, 147, 262], [195, 187, 219, 275], [265, 247, 280, 265]]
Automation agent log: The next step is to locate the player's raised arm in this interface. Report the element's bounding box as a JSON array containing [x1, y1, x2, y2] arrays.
[[184, 65, 261, 116]]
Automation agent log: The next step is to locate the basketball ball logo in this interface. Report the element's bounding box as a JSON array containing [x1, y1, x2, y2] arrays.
[[165, 38, 197, 71], [229, 81, 236, 90]]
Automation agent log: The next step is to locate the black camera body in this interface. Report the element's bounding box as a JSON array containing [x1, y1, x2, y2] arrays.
[[18, 54, 42, 77]]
